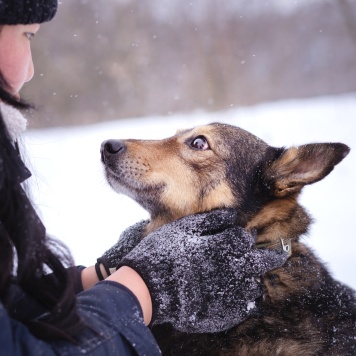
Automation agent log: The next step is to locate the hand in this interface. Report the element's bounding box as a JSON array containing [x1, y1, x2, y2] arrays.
[[98, 220, 148, 276], [118, 209, 287, 333]]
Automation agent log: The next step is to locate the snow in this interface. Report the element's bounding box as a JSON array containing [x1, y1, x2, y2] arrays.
[[25, 93, 356, 290], [247, 301, 256, 311]]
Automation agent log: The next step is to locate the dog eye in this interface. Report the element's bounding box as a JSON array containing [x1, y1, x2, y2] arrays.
[[191, 136, 210, 150]]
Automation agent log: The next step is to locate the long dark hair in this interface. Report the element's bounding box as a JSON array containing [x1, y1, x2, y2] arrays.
[[0, 73, 84, 341]]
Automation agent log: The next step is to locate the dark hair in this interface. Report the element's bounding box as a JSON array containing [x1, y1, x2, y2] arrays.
[[0, 72, 84, 341]]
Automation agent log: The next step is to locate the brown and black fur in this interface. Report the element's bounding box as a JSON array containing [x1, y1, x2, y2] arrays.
[[101, 123, 356, 356]]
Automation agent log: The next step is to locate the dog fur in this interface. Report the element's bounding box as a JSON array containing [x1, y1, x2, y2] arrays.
[[101, 123, 356, 356]]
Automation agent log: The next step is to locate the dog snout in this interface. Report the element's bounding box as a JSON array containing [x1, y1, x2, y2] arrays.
[[101, 139, 125, 163]]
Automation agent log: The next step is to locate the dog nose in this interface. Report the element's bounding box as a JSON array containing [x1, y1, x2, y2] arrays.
[[102, 139, 125, 154], [101, 139, 125, 163]]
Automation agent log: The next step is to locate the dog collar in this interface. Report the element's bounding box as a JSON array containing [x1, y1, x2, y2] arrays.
[[256, 238, 292, 257]]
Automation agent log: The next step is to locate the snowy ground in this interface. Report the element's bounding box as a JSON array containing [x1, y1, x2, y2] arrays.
[[25, 93, 356, 290]]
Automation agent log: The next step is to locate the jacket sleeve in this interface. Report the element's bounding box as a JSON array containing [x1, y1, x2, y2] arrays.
[[0, 302, 56, 356], [1, 281, 161, 356]]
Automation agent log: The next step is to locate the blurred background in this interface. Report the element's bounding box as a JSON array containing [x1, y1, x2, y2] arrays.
[[23, 0, 356, 128], [23, 0, 356, 289]]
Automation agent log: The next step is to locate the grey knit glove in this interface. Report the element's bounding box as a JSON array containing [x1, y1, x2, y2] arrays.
[[97, 220, 149, 276], [118, 209, 287, 333]]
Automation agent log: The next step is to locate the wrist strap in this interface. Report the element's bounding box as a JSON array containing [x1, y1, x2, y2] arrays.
[[95, 262, 105, 281], [97, 257, 112, 276]]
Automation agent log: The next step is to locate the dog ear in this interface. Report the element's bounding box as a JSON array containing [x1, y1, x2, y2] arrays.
[[264, 143, 350, 197]]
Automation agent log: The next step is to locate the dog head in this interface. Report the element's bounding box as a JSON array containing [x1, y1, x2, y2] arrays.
[[101, 122, 349, 242]]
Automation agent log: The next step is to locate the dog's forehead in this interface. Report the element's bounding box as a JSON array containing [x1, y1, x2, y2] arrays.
[[175, 123, 268, 148], [175, 123, 232, 139], [174, 125, 213, 137]]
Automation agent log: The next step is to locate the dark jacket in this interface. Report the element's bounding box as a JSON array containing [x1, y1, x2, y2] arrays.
[[0, 113, 161, 355], [1, 280, 161, 355]]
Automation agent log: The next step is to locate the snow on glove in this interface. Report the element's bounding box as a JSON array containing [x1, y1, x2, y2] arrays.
[[97, 220, 149, 276], [118, 209, 287, 333]]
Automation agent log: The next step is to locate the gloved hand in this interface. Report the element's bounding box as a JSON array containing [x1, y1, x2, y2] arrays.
[[97, 220, 149, 276], [118, 209, 287, 333]]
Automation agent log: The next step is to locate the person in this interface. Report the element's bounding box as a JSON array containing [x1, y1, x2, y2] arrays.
[[0, 1, 287, 354]]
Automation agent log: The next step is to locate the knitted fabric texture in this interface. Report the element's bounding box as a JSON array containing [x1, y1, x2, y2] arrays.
[[0, 0, 57, 25], [100, 220, 148, 273], [119, 209, 288, 333]]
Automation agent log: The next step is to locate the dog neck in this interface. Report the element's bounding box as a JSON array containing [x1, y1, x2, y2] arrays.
[[246, 200, 311, 258], [256, 238, 292, 257], [145, 217, 172, 236], [145, 201, 309, 260]]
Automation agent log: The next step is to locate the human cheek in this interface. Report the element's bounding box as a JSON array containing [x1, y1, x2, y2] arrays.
[[25, 54, 34, 83], [8, 47, 32, 94], [14, 44, 33, 92]]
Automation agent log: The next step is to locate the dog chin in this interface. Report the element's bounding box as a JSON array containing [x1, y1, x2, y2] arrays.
[[107, 175, 137, 199], [106, 170, 164, 212]]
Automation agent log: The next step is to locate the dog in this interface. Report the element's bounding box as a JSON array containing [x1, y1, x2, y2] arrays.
[[101, 123, 356, 356]]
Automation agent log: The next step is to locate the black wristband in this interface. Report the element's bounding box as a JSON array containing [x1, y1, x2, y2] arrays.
[[97, 257, 111, 276], [95, 262, 105, 281]]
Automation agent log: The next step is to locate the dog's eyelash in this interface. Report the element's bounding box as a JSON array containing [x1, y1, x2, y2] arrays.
[[190, 136, 210, 150]]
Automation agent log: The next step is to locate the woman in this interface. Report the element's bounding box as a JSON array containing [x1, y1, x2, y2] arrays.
[[0, 1, 287, 354]]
